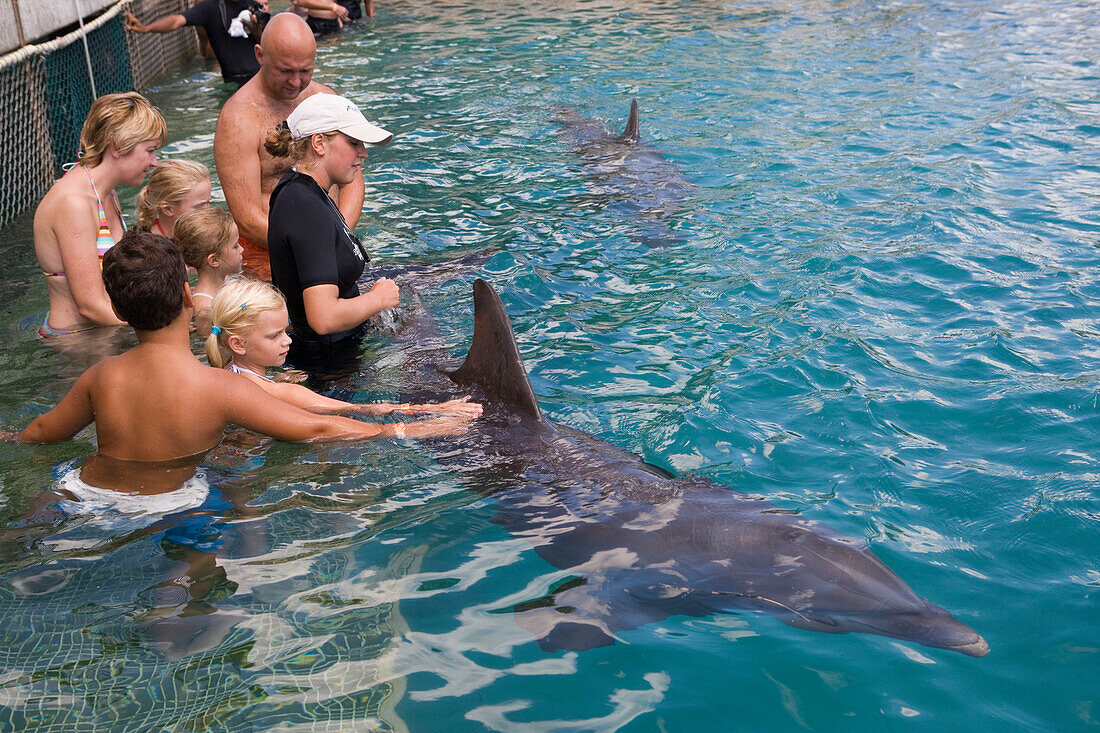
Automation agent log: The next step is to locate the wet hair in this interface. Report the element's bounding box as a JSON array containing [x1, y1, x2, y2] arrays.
[[205, 277, 287, 368], [263, 120, 335, 164], [79, 92, 168, 169], [174, 207, 237, 270], [135, 159, 209, 229], [101, 229, 187, 331]]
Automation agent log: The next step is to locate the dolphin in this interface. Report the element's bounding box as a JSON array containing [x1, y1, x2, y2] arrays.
[[442, 279, 988, 657], [552, 99, 692, 247]]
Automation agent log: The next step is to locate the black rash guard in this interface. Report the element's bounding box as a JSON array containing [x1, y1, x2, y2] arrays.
[[180, 0, 262, 85], [267, 169, 368, 344]]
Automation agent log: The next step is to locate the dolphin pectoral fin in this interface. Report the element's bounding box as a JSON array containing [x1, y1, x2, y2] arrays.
[[447, 279, 542, 419], [539, 621, 616, 652], [779, 612, 846, 635], [513, 604, 619, 652], [616, 98, 640, 143], [509, 576, 588, 613], [511, 576, 623, 651]]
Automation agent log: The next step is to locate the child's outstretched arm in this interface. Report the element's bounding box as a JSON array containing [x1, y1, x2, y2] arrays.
[[241, 378, 364, 414], [18, 370, 96, 444], [356, 397, 483, 418], [219, 373, 481, 443], [242, 375, 482, 419]]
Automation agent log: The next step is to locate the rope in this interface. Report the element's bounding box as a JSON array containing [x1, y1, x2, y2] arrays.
[[0, 0, 196, 229], [73, 0, 99, 98]]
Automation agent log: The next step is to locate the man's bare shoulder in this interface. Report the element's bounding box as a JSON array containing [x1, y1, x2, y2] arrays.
[[217, 83, 265, 127], [303, 81, 336, 101]]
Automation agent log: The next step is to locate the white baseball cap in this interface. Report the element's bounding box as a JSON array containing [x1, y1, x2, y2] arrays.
[[287, 94, 393, 146]]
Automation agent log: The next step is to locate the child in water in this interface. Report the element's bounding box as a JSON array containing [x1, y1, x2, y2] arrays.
[[136, 159, 211, 238], [15, 231, 480, 463], [173, 207, 243, 337], [206, 277, 481, 425]]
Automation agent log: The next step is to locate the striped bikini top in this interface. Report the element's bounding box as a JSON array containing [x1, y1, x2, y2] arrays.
[[83, 164, 125, 259], [43, 164, 125, 278]]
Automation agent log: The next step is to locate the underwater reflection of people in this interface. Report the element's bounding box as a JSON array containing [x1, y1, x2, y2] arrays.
[[28, 450, 258, 659], [31, 322, 136, 383]]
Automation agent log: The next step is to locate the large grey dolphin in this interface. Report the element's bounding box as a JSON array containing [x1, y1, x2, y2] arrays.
[[442, 279, 988, 657], [553, 99, 692, 247]]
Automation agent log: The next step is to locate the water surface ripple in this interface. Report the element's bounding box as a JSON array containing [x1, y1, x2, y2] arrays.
[[0, 0, 1098, 730]]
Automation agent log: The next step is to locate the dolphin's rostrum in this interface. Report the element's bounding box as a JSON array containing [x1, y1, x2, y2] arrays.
[[446, 279, 989, 658]]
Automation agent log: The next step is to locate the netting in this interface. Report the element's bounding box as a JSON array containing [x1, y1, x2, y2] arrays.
[[41, 19, 134, 175], [125, 0, 200, 91], [0, 0, 198, 229], [0, 54, 52, 231]]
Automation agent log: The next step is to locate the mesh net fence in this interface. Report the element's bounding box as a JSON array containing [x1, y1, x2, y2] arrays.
[[0, 0, 198, 229], [0, 53, 52, 231], [125, 0, 200, 91]]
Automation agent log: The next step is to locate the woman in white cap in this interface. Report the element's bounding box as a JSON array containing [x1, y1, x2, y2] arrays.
[[263, 93, 396, 364]]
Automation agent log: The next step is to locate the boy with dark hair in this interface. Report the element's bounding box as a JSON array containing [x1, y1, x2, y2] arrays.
[[18, 231, 478, 469], [102, 229, 190, 331]]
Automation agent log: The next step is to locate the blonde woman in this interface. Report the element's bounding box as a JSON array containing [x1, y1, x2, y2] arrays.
[[207, 277, 481, 429], [135, 159, 211, 237], [33, 92, 167, 336]]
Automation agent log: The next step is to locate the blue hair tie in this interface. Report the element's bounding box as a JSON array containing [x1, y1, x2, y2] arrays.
[[211, 326, 222, 336]]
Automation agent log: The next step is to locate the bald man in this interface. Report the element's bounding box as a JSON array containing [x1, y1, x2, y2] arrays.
[[213, 12, 364, 267]]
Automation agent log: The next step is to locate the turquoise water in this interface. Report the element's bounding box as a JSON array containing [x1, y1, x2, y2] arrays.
[[2, 0, 1099, 729]]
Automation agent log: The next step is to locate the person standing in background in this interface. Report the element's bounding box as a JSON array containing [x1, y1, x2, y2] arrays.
[[213, 12, 364, 278], [125, 0, 271, 87]]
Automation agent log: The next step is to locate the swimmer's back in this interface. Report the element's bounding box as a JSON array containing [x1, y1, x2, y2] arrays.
[[83, 346, 260, 460]]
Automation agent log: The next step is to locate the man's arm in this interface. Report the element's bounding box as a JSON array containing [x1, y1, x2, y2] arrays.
[[20, 372, 96, 444], [215, 102, 269, 246], [124, 11, 187, 34], [292, 0, 350, 21]]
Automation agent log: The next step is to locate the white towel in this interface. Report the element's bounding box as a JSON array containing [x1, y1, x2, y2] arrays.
[[228, 9, 254, 38]]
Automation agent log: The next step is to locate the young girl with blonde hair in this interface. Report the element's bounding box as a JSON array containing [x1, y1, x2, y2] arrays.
[[174, 207, 243, 334], [206, 278, 481, 433], [135, 159, 211, 237]]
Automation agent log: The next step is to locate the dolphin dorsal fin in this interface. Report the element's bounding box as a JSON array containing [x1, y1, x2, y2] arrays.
[[616, 99, 639, 143], [448, 279, 542, 419]]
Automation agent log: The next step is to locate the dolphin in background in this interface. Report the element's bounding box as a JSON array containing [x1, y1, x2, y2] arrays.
[[442, 279, 989, 658], [553, 99, 693, 247]]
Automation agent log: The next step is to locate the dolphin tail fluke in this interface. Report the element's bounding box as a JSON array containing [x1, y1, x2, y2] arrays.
[[447, 279, 542, 419], [616, 98, 640, 143]]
